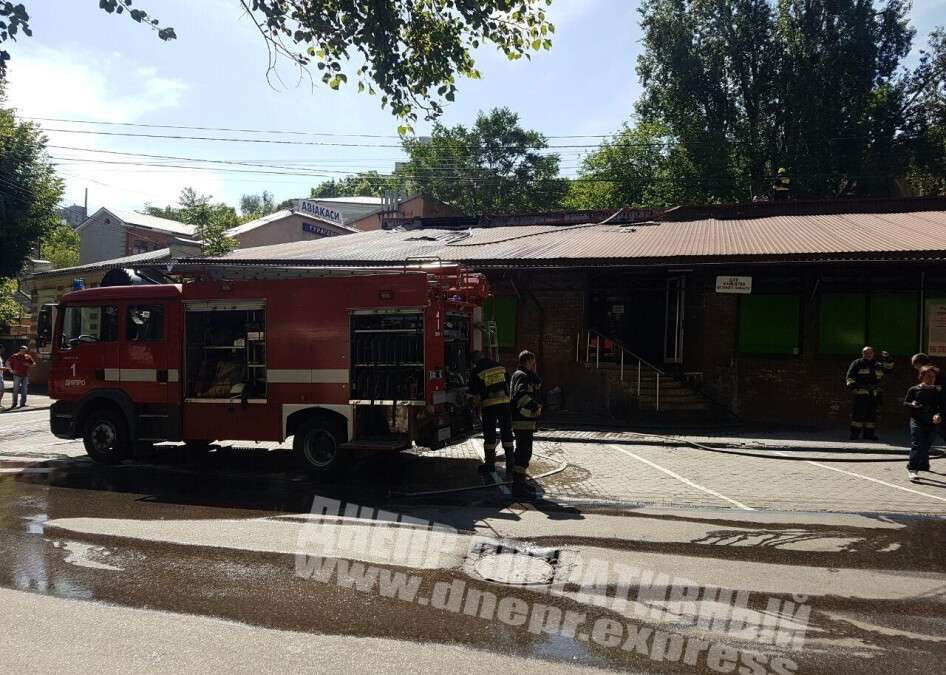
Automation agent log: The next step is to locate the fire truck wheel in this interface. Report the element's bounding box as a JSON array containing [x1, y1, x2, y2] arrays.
[[83, 409, 130, 464], [294, 421, 346, 477]]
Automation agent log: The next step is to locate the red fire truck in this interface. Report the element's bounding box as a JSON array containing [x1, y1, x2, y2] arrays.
[[48, 265, 489, 476]]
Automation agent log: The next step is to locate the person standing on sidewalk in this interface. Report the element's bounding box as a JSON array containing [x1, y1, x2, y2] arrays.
[[469, 350, 513, 475], [845, 346, 894, 440], [0, 345, 7, 409], [510, 350, 543, 499], [7, 345, 36, 409], [903, 365, 942, 481]]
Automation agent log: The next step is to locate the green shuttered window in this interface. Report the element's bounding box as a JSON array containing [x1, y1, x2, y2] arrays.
[[484, 296, 518, 349], [738, 295, 801, 355], [869, 293, 918, 356], [818, 292, 918, 355], [818, 293, 867, 355]]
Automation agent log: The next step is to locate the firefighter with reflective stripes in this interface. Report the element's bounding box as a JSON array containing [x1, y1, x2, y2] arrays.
[[846, 345, 895, 440], [469, 351, 513, 475], [510, 350, 543, 499]]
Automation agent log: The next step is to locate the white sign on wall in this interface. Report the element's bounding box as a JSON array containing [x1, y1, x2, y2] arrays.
[[295, 199, 344, 226], [715, 275, 752, 294], [928, 302, 946, 356]]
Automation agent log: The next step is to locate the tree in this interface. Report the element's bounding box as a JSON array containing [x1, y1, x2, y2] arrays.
[[176, 188, 237, 256], [900, 28, 946, 196], [0, 81, 63, 278], [564, 122, 702, 210], [636, 0, 929, 200], [142, 204, 184, 222], [240, 191, 276, 219], [0, 277, 20, 327], [400, 107, 566, 214], [1, 1, 174, 78], [3, 1, 550, 123], [39, 222, 80, 269], [310, 171, 404, 199]]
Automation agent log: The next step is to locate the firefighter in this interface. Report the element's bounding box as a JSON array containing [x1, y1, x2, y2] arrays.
[[469, 350, 513, 475], [846, 346, 895, 440], [510, 350, 543, 499], [772, 167, 791, 201]]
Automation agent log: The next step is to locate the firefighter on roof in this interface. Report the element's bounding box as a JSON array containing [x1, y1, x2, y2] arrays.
[[846, 345, 895, 440], [510, 350, 543, 499], [772, 167, 791, 201], [469, 350, 513, 475]]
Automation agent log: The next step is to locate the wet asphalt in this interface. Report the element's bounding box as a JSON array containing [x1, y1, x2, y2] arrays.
[[0, 407, 945, 673]]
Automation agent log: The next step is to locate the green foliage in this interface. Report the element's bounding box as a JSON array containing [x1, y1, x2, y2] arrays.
[[142, 204, 184, 222], [0, 277, 20, 326], [239, 191, 276, 219], [636, 0, 938, 200], [246, 0, 554, 123], [564, 122, 701, 209], [0, 82, 64, 278], [175, 188, 237, 257], [0, 1, 175, 77], [900, 28, 946, 196], [400, 107, 566, 214], [310, 171, 404, 199], [3, 2, 552, 122], [39, 222, 80, 269]]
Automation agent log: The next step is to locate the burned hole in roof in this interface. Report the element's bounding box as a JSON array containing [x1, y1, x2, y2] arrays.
[[405, 235, 439, 242]]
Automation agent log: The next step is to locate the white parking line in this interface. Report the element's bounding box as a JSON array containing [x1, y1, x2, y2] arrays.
[[772, 451, 946, 503], [608, 444, 755, 511], [0, 467, 50, 474]]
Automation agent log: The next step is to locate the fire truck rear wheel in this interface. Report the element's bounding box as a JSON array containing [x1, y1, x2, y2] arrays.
[[294, 421, 346, 477], [82, 409, 130, 464]]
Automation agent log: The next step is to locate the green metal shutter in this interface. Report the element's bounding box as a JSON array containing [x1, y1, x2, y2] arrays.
[[818, 293, 866, 355], [738, 294, 801, 355], [868, 292, 918, 357]]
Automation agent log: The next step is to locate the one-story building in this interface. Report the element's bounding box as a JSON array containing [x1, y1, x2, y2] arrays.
[[226, 203, 361, 249], [178, 197, 946, 430]]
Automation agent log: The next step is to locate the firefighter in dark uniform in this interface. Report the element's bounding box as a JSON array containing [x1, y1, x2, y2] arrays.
[[771, 167, 791, 201], [469, 350, 513, 474], [846, 345, 895, 440], [510, 350, 543, 499]]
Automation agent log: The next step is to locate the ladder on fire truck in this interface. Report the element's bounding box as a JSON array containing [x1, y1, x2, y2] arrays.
[[485, 320, 500, 361]]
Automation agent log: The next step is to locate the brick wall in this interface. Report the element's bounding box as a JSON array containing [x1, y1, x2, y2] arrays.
[[487, 266, 930, 431], [490, 271, 585, 391], [684, 275, 926, 430]]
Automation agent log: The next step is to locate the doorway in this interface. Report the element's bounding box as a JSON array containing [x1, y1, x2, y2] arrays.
[[589, 275, 686, 366]]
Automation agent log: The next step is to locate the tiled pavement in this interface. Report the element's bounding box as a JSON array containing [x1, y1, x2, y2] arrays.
[[3, 403, 945, 515], [404, 431, 946, 515]]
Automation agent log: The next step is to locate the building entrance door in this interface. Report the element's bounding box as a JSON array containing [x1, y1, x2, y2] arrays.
[[664, 276, 686, 364], [590, 275, 686, 367]]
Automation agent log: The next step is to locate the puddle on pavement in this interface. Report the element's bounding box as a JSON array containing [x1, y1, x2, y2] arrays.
[[55, 540, 124, 571], [24, 513, 47, 534]]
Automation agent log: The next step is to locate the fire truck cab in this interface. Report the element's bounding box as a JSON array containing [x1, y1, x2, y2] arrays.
[[48, 265, 489, 476]]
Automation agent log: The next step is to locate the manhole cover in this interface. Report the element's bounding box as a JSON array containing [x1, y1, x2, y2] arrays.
[[474, 552, 556, 585]]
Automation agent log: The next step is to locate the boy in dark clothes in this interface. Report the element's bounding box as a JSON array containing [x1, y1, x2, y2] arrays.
[[903, 365, 942, 481]]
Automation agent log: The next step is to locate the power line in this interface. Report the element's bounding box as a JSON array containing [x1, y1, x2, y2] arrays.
[[24, 116, 619, 140], [48, 144, 585, 175]]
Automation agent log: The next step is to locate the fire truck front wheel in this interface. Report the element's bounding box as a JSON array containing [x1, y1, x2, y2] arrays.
[[294, 421, 346, 477], [82, 409, 130, 464]]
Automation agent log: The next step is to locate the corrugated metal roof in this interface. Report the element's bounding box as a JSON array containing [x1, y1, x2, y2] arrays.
[[32, 248, 175, 278], [104, 208, 196, 236], [226, 209, 362, 237], [209, 209, 946, 267]]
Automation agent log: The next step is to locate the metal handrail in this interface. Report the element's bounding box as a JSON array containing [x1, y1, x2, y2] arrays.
[[577, 329, 665, 412]]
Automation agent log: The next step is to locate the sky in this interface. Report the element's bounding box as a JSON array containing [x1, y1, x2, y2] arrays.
[[4, 0, 945, 214]]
